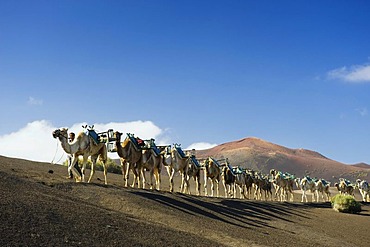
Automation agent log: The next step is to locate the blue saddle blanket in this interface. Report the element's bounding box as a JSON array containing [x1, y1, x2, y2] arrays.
[[151, 145, 161, 156], [190, 156, 201, 167], [210, 158, 221, 167], [127, 133, 141, 150], [232, 166, 244, 175], [175, 146, 187, 158], [88, 130, 100, 144]]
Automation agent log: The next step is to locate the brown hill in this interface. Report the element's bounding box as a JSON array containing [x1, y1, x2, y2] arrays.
[[196, 137, 370, 181], [352, 162, 370, 169], [1, 155, 370, 247]]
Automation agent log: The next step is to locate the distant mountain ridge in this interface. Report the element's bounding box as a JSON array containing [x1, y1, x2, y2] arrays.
[[196, 137, 370, 182]]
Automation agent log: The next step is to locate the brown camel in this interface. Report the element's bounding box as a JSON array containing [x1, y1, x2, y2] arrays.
[[52, 128, 108, 184], [114, 132, 142, 188]]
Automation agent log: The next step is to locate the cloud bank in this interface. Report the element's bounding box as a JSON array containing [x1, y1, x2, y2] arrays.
[[186, 142, 218, 150], [0, 120, 217, 163], [327, 64, 370, 83]]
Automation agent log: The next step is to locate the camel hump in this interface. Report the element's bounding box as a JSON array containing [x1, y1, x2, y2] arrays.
[[87, 129, 100, 145], [174, 144, 187, 158]]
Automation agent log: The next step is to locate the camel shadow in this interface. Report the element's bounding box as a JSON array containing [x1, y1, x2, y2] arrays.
[[131, 190, 315, 229]]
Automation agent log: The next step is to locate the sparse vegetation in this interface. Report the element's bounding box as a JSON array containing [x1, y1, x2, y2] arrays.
[[331, 194, 361, 214], [62, 157, 121, 174]]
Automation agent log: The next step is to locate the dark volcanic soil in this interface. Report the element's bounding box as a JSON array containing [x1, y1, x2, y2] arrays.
[[1, 155, 369, 247]]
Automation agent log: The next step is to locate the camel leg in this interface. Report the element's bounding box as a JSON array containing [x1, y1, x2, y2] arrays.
[[311, 190, 316, 202], [302, 189, 307, 203], [184, 174, 190, 194], [223, 181, 228, 198], [204, 172, 208, 197], [316, 190, 321, 202], [81, 156, 89, 183], [210, 180, 215, 197], [154, 167, 160, 191], [239, 185, 244, 199], [132, 165, 140, 188], [148, 169, 154, 190], [69, 155, 82, 182], [186, 176, 190, 194], [216, 180, 219, 198], [168, 167, 175, 193], [128, 163, 138, 188], [140, 167, 147, 189], [101, 160, 108, 185], [120, 159, 127, 187], [180, 172, 185, 193], [88, 156, 98, 183], [150, 169, 156, 190], [195, 176, 200, 196]]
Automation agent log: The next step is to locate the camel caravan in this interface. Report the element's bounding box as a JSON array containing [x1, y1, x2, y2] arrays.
[[52, 126, 370, 203]]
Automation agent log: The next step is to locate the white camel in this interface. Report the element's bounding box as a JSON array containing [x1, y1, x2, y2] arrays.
[[141, 141, 162, 190], [315, 178, 331, 202], [270, 169, 294, 202], [299, 176, 317, 203], [52, 127, 108, 184], [162, 144, 190, 194], [356, 179, 369, 202]]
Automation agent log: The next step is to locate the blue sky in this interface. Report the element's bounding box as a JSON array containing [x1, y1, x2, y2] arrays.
[[1, 0, 370, 164]]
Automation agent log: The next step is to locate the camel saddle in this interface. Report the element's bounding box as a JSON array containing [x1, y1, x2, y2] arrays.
[[87, 129, 100, 145], [232, 166, 244, 175], [210, 157, 222, 167], [175, 146, 187, 159], [127, 133, 145, 151], [190, 156, 201, 167]]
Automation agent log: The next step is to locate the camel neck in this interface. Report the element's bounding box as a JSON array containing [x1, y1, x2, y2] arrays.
[[59, 135, 72, 154], [116, 140, 130, 158]]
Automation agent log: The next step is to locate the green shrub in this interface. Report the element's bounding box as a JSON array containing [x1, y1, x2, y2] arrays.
[[62, 157, 121, 174], [331, 194, 361, 213]]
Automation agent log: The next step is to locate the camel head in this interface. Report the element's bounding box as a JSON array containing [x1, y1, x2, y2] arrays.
[[52, 128, 68, 139], [334, 182, 339, 189], [270, 169, 276, 176], [114, 131, 123, 142]]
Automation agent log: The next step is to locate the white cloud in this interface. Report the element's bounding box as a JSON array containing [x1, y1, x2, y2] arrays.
[[27, 96, 43, 105], [0, 120, 171, 163], [186, 142, 218, 150], [327, 64, 370, 83], [0, 120, 220, 164]]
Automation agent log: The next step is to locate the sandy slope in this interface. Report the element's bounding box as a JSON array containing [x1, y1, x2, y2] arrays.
[[0, 155, 369, 247]]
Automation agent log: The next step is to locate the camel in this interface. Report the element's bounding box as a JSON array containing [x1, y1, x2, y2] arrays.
[[114, 132, 142, 188], [141, 140, 162, 190], [270, 169, 294, 202], [221, 164, 236, 198], [356, 179, 370, 202], [165, 144, 190, 194], [299, 176, 317, 203], [251, 171, 272, 201], [335, 178, 355, 197], [52, 127, 108, 184], [243, 170, 254, 199], [187, 155, 202, 196], [203, 157, 222, 197], [315, 178, 331, 202]]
